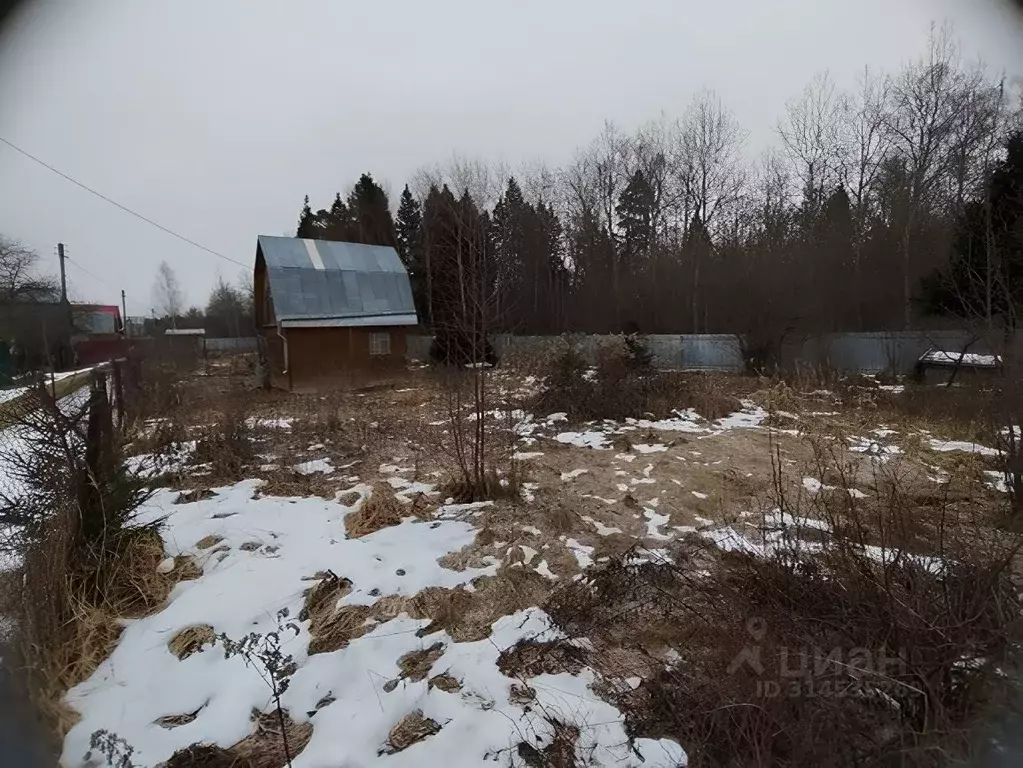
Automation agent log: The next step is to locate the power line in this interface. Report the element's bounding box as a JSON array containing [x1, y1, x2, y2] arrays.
[[64, 255, 111, 289], [0, 134, 246, 268], [63, 255, 148, 313]]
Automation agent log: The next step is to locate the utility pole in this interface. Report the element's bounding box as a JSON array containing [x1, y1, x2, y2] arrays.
[[57, 242, 68, 303], [57, 242, 71, 370], [121, 289, 127, 335]]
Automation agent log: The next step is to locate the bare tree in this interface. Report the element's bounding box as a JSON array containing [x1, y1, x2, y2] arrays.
[[151, 260, 184, 322], [884, 23, 987, 327], [672, 91, 748, 330], [778, 71, 844, 214], [0, 237, 58, 302]]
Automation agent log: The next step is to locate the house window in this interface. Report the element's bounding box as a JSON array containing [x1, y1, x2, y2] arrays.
[[369, 331, 390, 356]]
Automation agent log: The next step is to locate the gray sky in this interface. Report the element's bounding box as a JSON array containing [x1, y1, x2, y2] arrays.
[[1, 0, 1022, 316]]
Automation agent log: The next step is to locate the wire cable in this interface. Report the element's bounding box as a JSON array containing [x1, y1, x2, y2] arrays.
[[0, 134, 246, 268]]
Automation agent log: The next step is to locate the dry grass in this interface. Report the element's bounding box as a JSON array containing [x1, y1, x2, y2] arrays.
[[516, 718, 580, 768], [168, 625, 216, 660], [155, 705, 204, 729], [230, 710, 314, 768], [308, 604, 374, 656], [410, 569, 553, 642], [299, 570, 375, 656], [19, 519, 194, 738], [538, 443, 1022, 767], [428, 673, 462, 692], [344, 485, 411, 538], [385, 710, 441, 754], [498, 640, 588, 678], [162, 709, 313, 768], [397, 642, 445, 682], [195, 535, 224, 550]]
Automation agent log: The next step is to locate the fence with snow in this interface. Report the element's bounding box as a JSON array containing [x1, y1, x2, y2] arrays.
[[407, 331, 1008, 375]]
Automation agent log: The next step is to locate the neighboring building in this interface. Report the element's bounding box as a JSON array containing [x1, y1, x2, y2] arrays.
[[72, 304, 129, 365], [253, 236, 418, 390]]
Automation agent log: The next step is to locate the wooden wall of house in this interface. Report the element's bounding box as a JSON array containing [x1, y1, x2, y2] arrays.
[[270, 326, 407, 391], [261, 328, 289, 390]]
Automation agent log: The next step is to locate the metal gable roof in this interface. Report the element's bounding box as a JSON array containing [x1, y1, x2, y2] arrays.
[[257, 235, 418, 326]]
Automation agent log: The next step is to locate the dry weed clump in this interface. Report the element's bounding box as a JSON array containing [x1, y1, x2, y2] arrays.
[[385, 710, 441, 754], [168, 625, 216, 659], [299, 572, 352, 624], [397, 642, 445, 682], [540, 448, 1022, 767], [344, 485, 423, 538]]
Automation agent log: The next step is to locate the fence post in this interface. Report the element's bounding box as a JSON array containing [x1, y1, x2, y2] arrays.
[[111, 359, 125, 431]]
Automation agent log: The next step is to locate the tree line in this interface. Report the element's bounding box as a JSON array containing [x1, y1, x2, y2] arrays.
[[294, 26, 1022, 356]]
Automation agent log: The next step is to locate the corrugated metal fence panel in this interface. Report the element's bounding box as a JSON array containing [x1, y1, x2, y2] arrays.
[[680, 335, 745, 371], [404, 332, 992, 374], [206, 337, 258, 353]]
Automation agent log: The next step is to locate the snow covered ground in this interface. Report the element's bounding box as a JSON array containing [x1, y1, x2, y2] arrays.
[[47, 367, 1016, 767], [60, 481, 687, 767]]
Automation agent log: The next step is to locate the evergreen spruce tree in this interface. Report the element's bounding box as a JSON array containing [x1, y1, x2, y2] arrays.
[[396, 185, 426, 321], [347, 173, 397, 247], [616, 170, 656, 261], [296, 196, 318, 239]]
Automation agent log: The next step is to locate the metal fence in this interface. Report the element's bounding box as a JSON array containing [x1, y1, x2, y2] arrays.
[[407, 331, 1005, 375], [206, 337, 258, 354]]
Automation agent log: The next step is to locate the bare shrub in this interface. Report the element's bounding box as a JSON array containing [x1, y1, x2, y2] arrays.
[[879, 382, 1000, 444], [534, 339, 740, 422], [193, 405, 256, 480]]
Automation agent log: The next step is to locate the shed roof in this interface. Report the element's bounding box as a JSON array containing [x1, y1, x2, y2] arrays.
[[918, 348, 1001, 369], [257, 236, 418, 328]]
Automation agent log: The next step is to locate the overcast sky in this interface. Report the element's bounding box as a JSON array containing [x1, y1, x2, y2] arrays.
[[1, 0, 1022, 316]]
